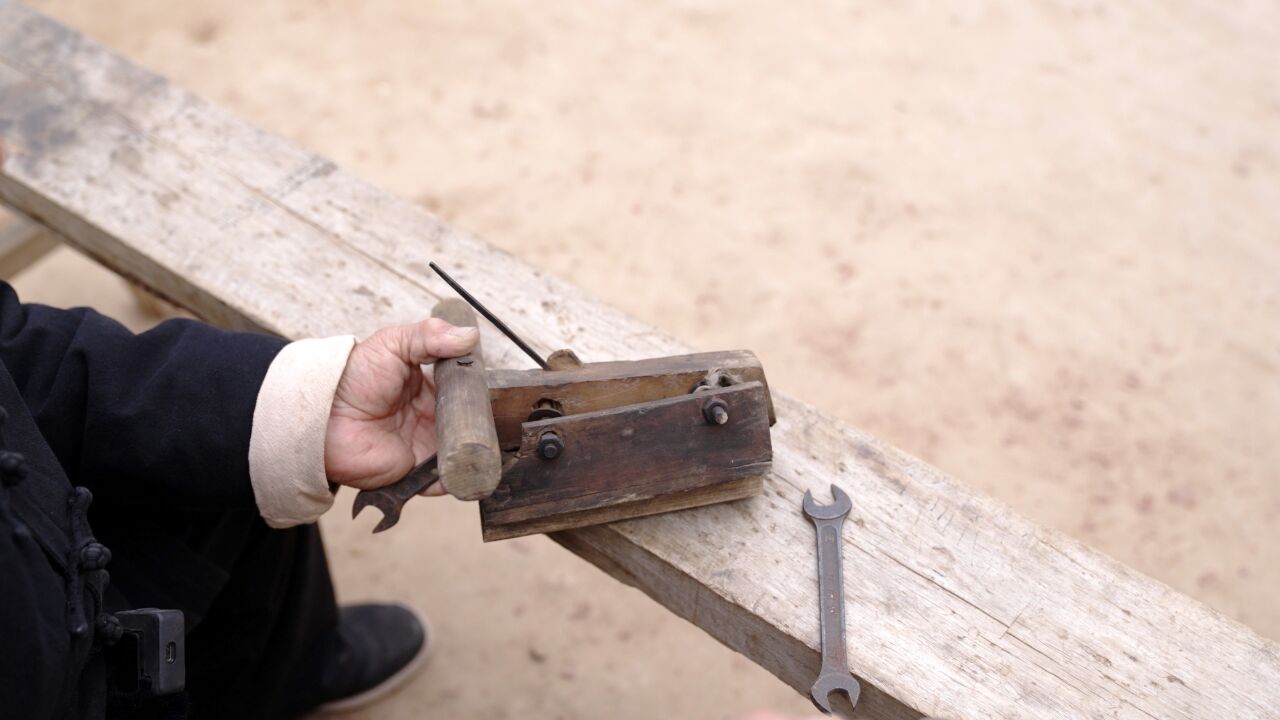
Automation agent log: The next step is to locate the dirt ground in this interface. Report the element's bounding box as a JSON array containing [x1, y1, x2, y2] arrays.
[[10, 1, 1279, 718]]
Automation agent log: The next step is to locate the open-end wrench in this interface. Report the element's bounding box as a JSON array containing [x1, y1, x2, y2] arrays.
[[801, 484, 862, 714], [351, 455, 440, 533]]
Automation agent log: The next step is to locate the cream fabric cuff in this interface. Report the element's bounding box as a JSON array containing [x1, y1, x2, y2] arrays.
[[249, 335, 357, 528]]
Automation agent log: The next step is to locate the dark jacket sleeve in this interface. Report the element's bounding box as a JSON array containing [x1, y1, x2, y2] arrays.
[[0, 281, 287, 510]]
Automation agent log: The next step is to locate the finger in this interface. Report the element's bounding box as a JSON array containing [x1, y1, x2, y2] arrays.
[[382, 317, 478, 365]]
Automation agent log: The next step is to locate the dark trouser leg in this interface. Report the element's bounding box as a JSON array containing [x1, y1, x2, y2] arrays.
[[94, 508, 338, 720]]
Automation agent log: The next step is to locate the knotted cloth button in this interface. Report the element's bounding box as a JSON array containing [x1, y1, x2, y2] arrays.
[[95, 613, 124, 646], [0, 450, 28, 486], [79, 541, 112, 571]]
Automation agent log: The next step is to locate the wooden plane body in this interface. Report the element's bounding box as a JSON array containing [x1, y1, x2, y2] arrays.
[[479, 350, 775, 541]]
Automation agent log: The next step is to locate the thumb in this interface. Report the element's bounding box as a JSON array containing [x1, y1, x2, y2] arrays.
[[383, 317, 478, 364]]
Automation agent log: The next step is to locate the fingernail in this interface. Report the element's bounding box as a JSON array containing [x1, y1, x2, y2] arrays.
[[447, 325, 478, 338]]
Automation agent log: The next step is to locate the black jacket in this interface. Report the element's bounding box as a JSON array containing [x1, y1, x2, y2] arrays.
[[0, 282, 284, 718]]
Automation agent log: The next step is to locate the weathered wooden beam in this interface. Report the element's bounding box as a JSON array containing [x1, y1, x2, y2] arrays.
[[0, 3, 1276, 718], [0, 208, 57, 277]]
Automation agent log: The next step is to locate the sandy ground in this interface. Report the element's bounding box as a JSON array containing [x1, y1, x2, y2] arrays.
[[9, 1, 1279, 717]]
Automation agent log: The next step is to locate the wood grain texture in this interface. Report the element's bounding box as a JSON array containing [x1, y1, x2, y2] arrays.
[[430, 298, 502, 500], [480, 381, 771, 540], [0, 4, 1276, 718], [486, 475, 764, 543], [485, 349, 772, 447], [0, 209, 57, 277]]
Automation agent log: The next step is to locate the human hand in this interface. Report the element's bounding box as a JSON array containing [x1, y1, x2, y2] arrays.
[[324, 318, 479, 490]]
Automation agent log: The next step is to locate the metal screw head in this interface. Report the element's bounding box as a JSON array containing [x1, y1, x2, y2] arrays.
[[537, 431, 564, 460], [456, 356, 475, 366], [702, 398, 730, 425]]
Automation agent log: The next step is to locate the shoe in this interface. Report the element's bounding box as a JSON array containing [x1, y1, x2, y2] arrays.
[[299, 602, 434, 714]]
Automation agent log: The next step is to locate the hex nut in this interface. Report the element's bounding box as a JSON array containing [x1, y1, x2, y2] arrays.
[[538, 431, 564, 460]]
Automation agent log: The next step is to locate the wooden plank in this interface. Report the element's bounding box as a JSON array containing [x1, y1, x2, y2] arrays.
[[0, 4, 1277, 718], [0, 208, 57, 277], [480, 381, 771, 541], [485, 349, 772, 447], [485, 474, 763, 543]]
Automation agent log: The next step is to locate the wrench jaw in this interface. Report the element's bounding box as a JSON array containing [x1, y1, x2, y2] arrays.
[[350, 455, 439, 534], [809, 671, 862, 715], [351, 493, 402, 533], [802, 484, 853, 520]]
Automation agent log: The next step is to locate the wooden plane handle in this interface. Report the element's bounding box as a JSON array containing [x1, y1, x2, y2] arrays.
[[432, 298, 502, 500]]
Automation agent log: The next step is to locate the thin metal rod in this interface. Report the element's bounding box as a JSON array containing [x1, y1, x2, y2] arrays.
[[429, 262, 549, 370]]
